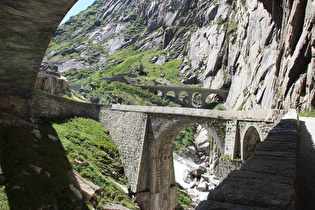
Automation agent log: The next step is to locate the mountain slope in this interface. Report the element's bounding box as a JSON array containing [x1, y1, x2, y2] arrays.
[[44, 0, 315, 111]]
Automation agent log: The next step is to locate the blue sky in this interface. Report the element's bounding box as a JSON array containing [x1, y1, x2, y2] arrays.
[[60, 0, 96, 25]]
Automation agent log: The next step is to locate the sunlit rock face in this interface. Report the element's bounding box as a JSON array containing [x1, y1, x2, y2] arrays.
[[45, 0, 314, 111]]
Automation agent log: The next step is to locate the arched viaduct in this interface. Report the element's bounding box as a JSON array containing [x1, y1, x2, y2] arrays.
[[31, 90, 281, 210], [139, 85, 229, 108]]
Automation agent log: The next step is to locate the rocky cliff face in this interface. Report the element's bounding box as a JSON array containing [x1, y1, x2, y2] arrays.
[[34, 71, 69, 95], [44, 0, 314, 111]]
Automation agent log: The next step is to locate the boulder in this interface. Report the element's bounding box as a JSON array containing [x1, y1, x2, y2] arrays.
[[69, 184, 83, 200], [188, 145, 197, 155], [197, 181, 208, 191], [184, 170, 194, 184], [196, 128, 209, 145], [29, 164, 43, 175], [68, 170, 101, 201], [199, 142, 210, 152], [48, 134, 59, 141], [30, 129, 41, 139], [191, 166, 207, 179]]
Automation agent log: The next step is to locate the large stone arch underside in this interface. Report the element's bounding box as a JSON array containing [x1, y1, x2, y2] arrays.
[[136, 114, 228, 209], [242, 126, 261, 160], [99, 110, 229, 210], [0, 0, 77, 116]]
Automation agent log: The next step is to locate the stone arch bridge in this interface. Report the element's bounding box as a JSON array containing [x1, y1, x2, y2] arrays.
[[139, 85, 229, 108], [31, 90, 283, 210], [0, 1, 300, 209]]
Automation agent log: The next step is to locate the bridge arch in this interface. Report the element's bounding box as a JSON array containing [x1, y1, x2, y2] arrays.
[[156, 89, 163, 97], [0, 0, 78, 114], [136, 115, 226, 209], [178, 91, 189, 106], [205, 93, 224, 105], [242, 125, 261, 160], [165, 90, 175, 99], [192, 92, 202, 108]]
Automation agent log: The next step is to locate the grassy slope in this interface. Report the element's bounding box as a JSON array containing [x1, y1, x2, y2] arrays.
[[0, 117, 136, 209], [63, 48, 183, 86]]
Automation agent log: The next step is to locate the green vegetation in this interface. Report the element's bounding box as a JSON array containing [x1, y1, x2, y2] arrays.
[[0, 118, 136, 209], [237, 97, 248, 111], [62, 94, 76, 101], [173, 123, 198, 153], [0, 124, 87, 209], [62, 67, 97, 82], [177, 187, 192, 208], [220, 154, 231, 160], [213, 103, 226, 110], [52, 117, 135, 209], [223, 71, 228, 82], [220, 154, 242, 162], [275, 92, 281, 100], [101, 49, 181, 84], [61, 48, 183, 88], [227, 14, 238, 44], [0, 164, 9, 209], [299, 110, 315, 117], [243, 87, 248, 95], [86, 81, 176, 106]]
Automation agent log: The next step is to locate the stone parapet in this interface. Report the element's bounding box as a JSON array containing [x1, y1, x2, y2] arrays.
[[111, 104, 279, 121], [31, 90, 102, 120], [197, 110, 299, 209]]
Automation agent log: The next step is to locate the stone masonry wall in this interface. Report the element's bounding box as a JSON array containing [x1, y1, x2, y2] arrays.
[[224, 120, 238, 159], [31, 90, 102, 120], [99, 108, 148, 192]]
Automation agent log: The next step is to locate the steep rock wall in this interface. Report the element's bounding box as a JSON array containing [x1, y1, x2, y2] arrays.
[[186, 0, 314, 111], [34, 72, 69, 95], [45, 0, 315, 111]]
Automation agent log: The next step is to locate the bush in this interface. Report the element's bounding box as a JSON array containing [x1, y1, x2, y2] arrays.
[[173, 123, 197, 153], [299, 110, 315, 117]]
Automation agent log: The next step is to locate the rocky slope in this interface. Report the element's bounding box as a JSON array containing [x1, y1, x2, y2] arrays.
[[44, 0, 314, 111]]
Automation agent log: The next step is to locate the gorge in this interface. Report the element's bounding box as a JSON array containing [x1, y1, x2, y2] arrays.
[[0, 0, 314, 209]]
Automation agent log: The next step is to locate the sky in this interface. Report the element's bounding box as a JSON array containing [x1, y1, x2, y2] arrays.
[[60, 0, 97, 25]]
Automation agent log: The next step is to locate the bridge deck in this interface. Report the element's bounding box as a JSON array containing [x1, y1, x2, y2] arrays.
[[139, 85, 229, 94], [196, 110, 299, 209], [111, 104, 277, 122]]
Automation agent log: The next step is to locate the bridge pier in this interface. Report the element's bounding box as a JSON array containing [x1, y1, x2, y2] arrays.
[[201, 94, 208, 108], [173, 90, 181, 104], [136, 115, 187, 209], [187, 92, 193, 107]]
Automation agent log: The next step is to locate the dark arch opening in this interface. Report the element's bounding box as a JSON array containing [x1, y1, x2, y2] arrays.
[[205, 93, 224, 109], [165, 90, 176, 102], [171, 122, 223, 202], [192, 92, 202, 108], [178, 91, 189, 106], [242, 126, 261, 160], [156, 89, 163, 97]]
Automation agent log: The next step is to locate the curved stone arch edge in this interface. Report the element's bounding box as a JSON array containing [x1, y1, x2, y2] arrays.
[[240, 124, 263, 160]]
